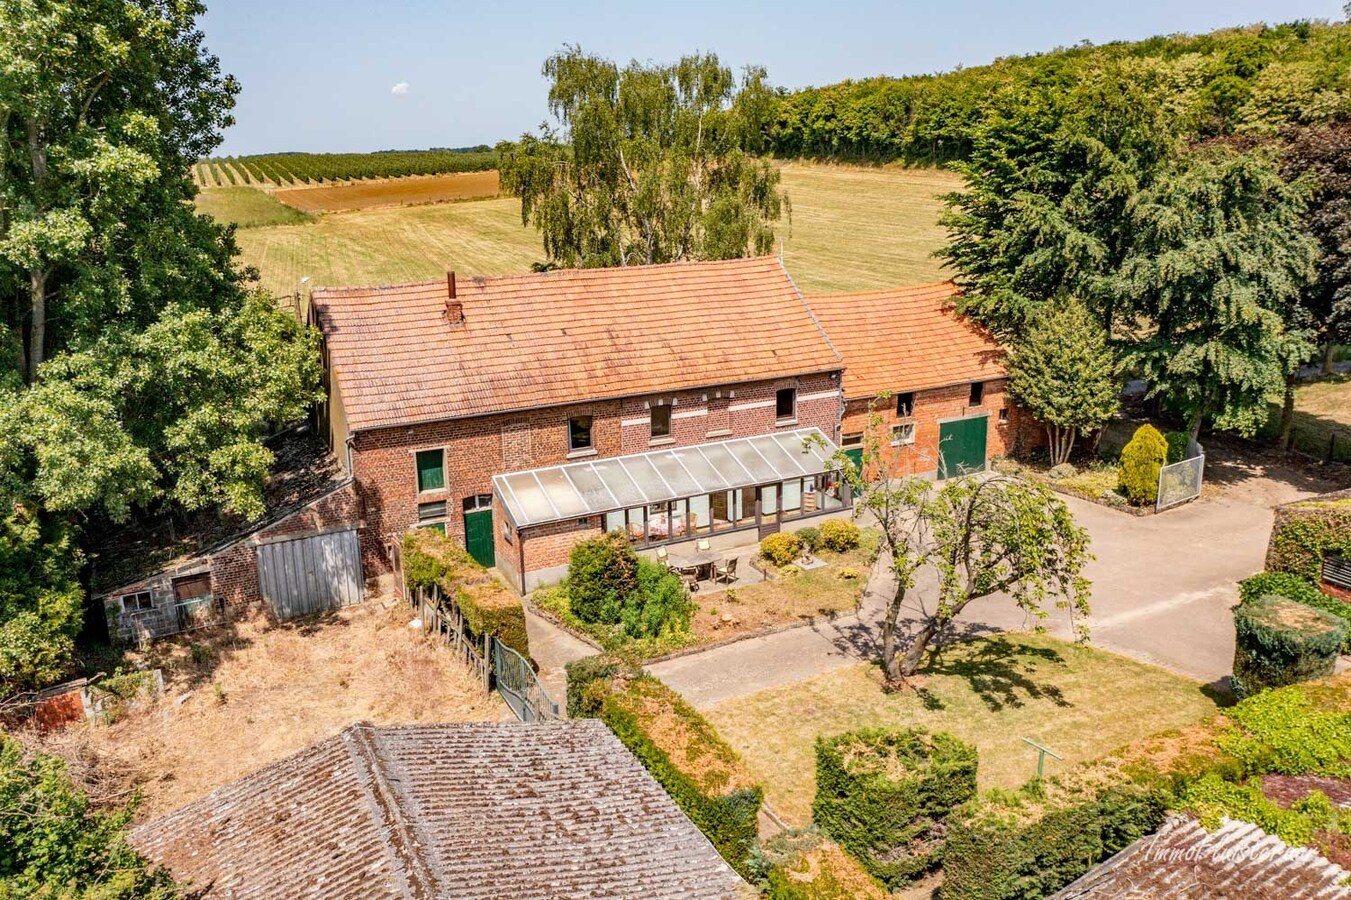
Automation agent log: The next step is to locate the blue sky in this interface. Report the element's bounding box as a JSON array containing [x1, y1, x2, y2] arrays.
[[203, 0, 1347, 156]]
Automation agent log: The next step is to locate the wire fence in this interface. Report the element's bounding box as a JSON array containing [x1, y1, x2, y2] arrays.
[[1156, 439, 1205, 512]]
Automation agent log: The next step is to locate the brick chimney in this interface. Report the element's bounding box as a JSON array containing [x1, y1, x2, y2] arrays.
[[446, 271, 463, 324]]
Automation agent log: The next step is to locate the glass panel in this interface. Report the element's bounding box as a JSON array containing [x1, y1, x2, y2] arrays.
[[565, 464, 615, 513], [604, 510, 626, 534], [672, 447, 728, 491], [689, 494, 711, 534], [626, 508, 648, 544], [503, 473, 555, 525], [620, 456, 673, 503], [728, 440, 778, 483], [772, 433, 827, 473], [818, 472, 846, 511], [534, 468, 589, 518], [781, 478, 802, 516], [756, 435, 811, 478], [650, 452, 701, 497], [697, 442, 754, 487], [590, 458, 647, 507], [761, 483, 779, 516]]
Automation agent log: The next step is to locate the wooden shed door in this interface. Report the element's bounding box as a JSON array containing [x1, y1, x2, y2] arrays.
[[938, 415, 989, 479], [256, 530, 363, 620], [463, 495, 496, 569]]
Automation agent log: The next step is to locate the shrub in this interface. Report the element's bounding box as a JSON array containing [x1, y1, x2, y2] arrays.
[[1266, 494, 1351, 584], [622, 559, 693, 639], [402, 528, 482, 589], [818, 519, 862, 552], [756, 829, 889, 900], [1117, 424, 1168, 505], [566, 531, 639, 624], [796, 526, 822, 553], [1239, 571, 1351, 651], [1047, 462, 1077, 480], [593, 674, 763, 877], [760, 532, 803, 567], [1164, 430, 1191, 464], [1231, 595, 1347, 698], [1178, 773, 1344, 847], [564, 653, 636, 718], [941, 766, 1166, 900], [813, 728, 978, 887], [1217, 685, 1351, 777], [457, 579, 531, 661]]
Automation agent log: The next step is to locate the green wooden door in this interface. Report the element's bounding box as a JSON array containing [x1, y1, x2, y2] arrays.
[[844, 446, 863, 472], [938, 416, 988, 479], [463, 508, 496, 568]]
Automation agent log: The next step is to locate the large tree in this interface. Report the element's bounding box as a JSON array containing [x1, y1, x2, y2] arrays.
[[498, 47, 786, 268], [0, 0, 321, 694]]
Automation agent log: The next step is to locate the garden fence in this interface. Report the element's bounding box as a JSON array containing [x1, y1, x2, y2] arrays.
[[1156, 438, 1205, 512]]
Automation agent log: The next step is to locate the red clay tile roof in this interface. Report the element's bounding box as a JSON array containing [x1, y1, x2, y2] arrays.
[[131, 721, 745, 899], [806, 282, 1005, 400], [313, 256, 841, 432]]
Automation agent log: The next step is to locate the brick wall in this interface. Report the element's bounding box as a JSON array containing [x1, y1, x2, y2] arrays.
[[840, 378, 1034, 479], [351, 372, 843, 577]]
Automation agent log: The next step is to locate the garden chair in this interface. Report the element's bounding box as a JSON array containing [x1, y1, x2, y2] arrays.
[[677, 566, 700, 593], [713, 557, 738, 585], [695, 538, 712, 552], [655, 546, 669, 564]]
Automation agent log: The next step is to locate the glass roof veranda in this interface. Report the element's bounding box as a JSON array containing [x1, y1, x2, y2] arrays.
[[493, 427, 841, 529]]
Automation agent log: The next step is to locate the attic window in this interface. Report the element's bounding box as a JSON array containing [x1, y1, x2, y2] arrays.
[[775, 388, 797, 422], [569, 416, 594, 452], [896, 392, 914, 418], [650, 405, 672, 439], [969, 382, 985, 406], [121, 591, 153, 613]]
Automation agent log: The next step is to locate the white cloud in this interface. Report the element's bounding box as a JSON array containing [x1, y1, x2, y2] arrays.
[[391, 81, 410, 96]]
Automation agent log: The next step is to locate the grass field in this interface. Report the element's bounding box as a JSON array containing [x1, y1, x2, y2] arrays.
[[1258, 375, 1351, 464], [704, 633, 1220, 825], [217, 162, 961, 296], [195, 186, 313, 228], [272, 170, 500, 212]]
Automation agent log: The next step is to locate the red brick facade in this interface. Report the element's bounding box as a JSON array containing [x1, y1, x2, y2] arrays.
[[351, 372, 842, 578], [840, 378, 1041, 479]]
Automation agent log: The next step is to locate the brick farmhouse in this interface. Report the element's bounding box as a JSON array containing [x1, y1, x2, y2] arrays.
[[99, 256, 1031, 629]]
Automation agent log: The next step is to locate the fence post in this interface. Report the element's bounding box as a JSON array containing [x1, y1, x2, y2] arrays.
[[1329, 433, 1338, 465], [483, 635, 493, 691]]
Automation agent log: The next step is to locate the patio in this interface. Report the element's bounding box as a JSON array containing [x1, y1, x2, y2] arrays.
[[654, 544, 767, 593]]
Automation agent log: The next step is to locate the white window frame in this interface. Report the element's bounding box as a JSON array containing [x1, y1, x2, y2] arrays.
[[890, 423, 916, 447], [121, 591, 154, 612]]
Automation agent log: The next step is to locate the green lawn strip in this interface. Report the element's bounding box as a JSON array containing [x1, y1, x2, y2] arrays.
[[193, 186, 313, 228], [705, 633, 1221, 825]]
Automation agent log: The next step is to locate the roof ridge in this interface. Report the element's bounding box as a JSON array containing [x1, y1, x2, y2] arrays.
[[808, 280, 959, 300], [777, 255, 844, 366], [342, 723, 444, 899]]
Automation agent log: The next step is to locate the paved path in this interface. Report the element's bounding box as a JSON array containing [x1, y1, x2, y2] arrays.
[[650, 459, 1341, 707], [525, 607, 595, 712]]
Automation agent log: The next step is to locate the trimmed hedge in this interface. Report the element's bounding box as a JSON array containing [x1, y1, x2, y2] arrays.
[[1117, 424, 1167, 505], [1266, 492, 1351, 585], [941, 767, 1166, 900], [401, 529, 531, 660], [757, 830, 889, 900], [1239, 571, 1351, 651], [579, 671, 763, 877], [1231, 595, 1346, 698], [813, 728, 977, 886]]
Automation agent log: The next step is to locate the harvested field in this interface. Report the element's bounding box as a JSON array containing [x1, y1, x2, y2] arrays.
[[273, 170, 500, 212], [194, 186, 312, 228], [61, 601, 505, 821]]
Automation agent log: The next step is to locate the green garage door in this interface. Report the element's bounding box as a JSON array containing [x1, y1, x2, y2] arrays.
[[939, 416, 988, 479]]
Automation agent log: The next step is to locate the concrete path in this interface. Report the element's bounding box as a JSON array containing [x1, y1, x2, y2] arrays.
[[524, 607, 595, 713], [650, 453, 1343, 707]]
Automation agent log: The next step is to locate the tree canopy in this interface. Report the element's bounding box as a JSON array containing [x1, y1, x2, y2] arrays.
[[0, 0, 321, 695], [498, 47, 786, 268]]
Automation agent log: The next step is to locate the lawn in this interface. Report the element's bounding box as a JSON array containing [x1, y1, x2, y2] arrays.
[[216, 161, 962, 297], [1259, 375, 1351, 464], [705, 633, 1221, 825], [194, 186, 313, 228], [59, 602, 503, 821]]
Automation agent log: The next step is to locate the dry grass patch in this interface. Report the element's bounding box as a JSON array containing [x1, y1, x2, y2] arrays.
[[272, 170, 500, 212], [69, 601, 504, 821], [705, 633, 1221, 825]]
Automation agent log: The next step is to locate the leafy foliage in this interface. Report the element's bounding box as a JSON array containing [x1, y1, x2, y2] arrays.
[[816, 519, 861, 553], [1163, 431, 1191, 464], [759, 532, 802, 567], [1117, 424, 1168, 506], [1238, 571, 1351, 650], [795, 526, 821, 553], [566, 531, 640, 624], [813, 728, 977, 886], [1231, 595, 1346, 698], [1005, 299, 1120, 465], [206, 147, 496, 184], [0, 502, 83, 694], [1179, 774, 1347, 847], [1267, 497, 1351, 584], [1217, 684, 1351, 777], [499, 47, 785, 268], [0, 735, 177, 898]]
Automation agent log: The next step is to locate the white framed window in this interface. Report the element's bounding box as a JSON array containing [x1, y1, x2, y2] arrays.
[[121, 591, 153, 612], [890, 423, 916, 446], [998, 407, 1010, 425]]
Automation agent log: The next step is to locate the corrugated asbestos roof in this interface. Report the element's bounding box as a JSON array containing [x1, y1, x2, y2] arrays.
[[313, 256, 841, 432], [805, 282, 1005, 400], [1052, 814, 1351, 899], [495, 427, 839, 527], [131, 721, 745, 899]]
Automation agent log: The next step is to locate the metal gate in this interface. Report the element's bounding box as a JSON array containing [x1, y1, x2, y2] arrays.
[[938, 415, 989, 479], [492, 639, 559, 722], [257, 529, 363, 620], [1156, 439, 1206, 511]]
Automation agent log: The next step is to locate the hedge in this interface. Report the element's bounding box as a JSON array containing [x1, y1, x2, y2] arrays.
[[941, 767, 1166, 900], [574, 669, 762, 877], [401, 529, 531, 660], [760, 532, 802, 567], [1266, 492, 1351, 585], [812, 728, 977, 887], [817, 519, 861, 553], [1238, 571, 1351, 651], [757, 830, 889, 900], [1231, 595, 1346, 698]]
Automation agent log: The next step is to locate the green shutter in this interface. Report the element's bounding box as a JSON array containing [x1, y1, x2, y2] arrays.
[[416, 449, 444, 492], [418, 522, 446, 535]]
